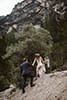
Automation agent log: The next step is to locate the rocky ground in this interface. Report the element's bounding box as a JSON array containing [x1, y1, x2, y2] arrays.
[[0, 71, 67, 100]]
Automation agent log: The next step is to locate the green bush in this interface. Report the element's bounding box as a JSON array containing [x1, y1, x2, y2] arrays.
[[0, 75, 10, 91]]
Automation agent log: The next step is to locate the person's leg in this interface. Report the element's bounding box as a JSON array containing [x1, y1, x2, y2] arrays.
[[22, 75, 27, 93], [36, 65, 39, 78], [28, 73, 34, 87], [37, 66, 42, 77], [38, 67, 43, 77], [42, 64, 46, 73], [30, 75, 34, 87], [45, 64, 48, 73]]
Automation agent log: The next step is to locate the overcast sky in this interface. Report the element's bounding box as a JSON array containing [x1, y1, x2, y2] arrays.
[[0, 0, 23, 16]]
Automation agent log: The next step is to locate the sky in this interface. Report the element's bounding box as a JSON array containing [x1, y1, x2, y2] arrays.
[[0, 0, 23, 16]]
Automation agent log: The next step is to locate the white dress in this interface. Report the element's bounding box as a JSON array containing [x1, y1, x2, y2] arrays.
[[36, 59, 46, 76]]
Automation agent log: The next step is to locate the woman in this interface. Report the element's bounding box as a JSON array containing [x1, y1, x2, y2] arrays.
[[32, 53, 46, 78]]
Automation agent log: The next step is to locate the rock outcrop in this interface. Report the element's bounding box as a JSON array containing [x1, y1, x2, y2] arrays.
[[0, 71, 67, 100], [0, 84, 16, 100]]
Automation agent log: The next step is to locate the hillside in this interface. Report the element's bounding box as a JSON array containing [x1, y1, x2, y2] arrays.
[[0, 71, 67, 100], [0, 0, 66, 33], [0, 0, 67, 96], [0, 0, 67, 66]]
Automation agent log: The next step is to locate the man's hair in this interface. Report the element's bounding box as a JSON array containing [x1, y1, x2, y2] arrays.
[[23, 58, 27, 62]]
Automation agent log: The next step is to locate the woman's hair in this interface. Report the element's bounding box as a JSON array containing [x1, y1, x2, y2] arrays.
[[35, 53, 40, 57]]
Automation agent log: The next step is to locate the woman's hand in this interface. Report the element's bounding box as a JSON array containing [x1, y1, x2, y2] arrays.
[[32, 64, 34, 66]]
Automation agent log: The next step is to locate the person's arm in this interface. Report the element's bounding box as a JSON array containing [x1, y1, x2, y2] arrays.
[[41, 56, 44, 63], [44, 58, 47, 64], [20, 64, 23, 74], [32, 58, 36, 66], [47, 59, 50, 68], [28, 61, 34, 71]]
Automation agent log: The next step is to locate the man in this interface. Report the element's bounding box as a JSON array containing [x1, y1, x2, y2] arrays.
[[20, 58, 35, 93]]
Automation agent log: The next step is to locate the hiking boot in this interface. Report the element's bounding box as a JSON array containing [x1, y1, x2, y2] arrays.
[[22, 89, 25, 94], [38, 74, 40, 77], [31, 84, 35, 87]]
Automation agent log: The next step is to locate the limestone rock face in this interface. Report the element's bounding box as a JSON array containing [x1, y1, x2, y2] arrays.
[[0, 0, 66, 33]]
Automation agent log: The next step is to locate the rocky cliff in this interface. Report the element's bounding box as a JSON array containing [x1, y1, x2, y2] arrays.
[[0, 0, 67, 34]]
